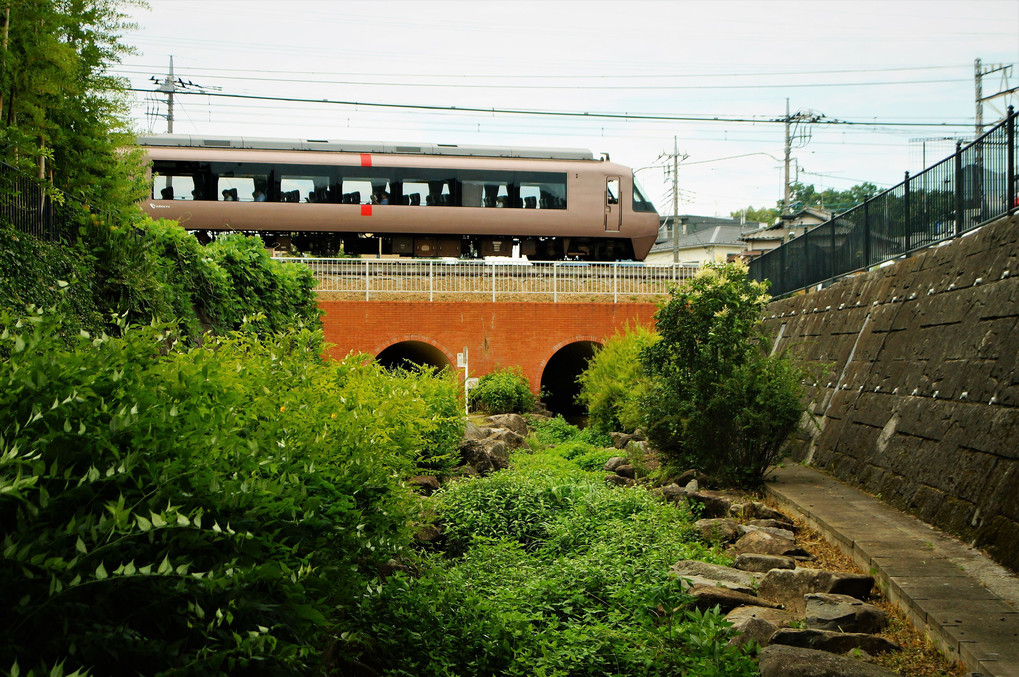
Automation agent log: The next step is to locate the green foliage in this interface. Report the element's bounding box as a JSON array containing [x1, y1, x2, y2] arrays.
[[350, 450, 755, 676], [548, 440, 619, 472], [731, 181, 883, 223], [0, 0, 147, 215], [577, 323, 657, 434], [469, 366, 535, 415], [641, 261, 805, 488], [0, 306, 459, 676]]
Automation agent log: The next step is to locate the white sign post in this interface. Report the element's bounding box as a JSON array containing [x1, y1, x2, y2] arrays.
[[457, 347, 470, 418]]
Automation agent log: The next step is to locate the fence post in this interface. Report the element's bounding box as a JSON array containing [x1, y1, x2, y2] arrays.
[[613, 262, 618, 303], [864, 200, 871, 267], [491, 263, 496, 302], [365, 259, 370, 301], [553, 263, 558, 303], [1008, 105, 1016, 213], [429, 260, 434, 302], [830, 216, 836, 282], [903, 171, 911, 252], [954, 141, 964, 237]]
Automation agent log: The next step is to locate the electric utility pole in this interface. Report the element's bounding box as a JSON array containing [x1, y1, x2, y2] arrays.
[[149, 56, 220, 133], [661, 137, 688, 263], [781, 99, 823, 215]]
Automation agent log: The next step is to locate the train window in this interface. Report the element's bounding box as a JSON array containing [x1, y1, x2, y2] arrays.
[[211, 162, 271, 201], [281, 167, 337, 203], [632, 176, 656, 213], [606, 177, 620, 205], [402, 181, 429, 206], [151, 160, 212, 200]]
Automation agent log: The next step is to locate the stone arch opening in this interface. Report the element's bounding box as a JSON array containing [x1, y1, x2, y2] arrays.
[[376, 340, 452, 371], [540, 340, 601, 421]]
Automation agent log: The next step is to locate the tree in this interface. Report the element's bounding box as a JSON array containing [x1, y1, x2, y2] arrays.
[[731, 181, 882, 222], [640, 261, 805, 488], [0, 0, 146, 214]]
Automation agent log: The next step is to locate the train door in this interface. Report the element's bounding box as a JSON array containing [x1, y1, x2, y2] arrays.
[[605, 176, 621, 232]]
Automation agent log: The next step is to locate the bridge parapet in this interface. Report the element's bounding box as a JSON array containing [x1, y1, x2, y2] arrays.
[[277, 258, 697, 302]]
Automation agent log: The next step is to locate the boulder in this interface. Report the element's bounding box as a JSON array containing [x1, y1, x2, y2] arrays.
[[604, 474, 635, 488], [488, 427, 526, 449], [695, 517, 740, 543], [669, 560, 761, 594], [673, 468, 698, 487], [463, 422, 493, 440], [758, 645, 901, 677], [684, 490, 732, 518], [610, 431, 644, 449], [615, 464, 639, 479], [661, 483, 685, 503], [731, 529, 810, 559], [604, 456, 628, 472], [726, 605, 799, 629], [733, 553, 797, 573], [407, 475, 441, 495], [758, 569, 875, 614], [685, 584, 783, 614], [747, 501, 789, 521], [748, 518, 797, 533], [769, 628, 901, 655], [804, 593, 888, 634], [413, 524, 443, 543], [458, 439, 509, 475], [484, 413, 528, 436], [728, 615, 778, 648], [737, 524, 800, 539]]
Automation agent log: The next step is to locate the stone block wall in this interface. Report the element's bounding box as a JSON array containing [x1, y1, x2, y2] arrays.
[[765, 213, 1019, 572]]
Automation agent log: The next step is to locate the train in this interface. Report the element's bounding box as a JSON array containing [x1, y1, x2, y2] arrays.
[[138, 135, 661, 260]]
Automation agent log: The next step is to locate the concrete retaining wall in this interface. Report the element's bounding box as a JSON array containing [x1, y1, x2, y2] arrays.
[[765, 213, 1019, 572]]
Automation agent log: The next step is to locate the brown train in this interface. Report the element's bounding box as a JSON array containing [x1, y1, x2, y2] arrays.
[[138, 135, 660, 260]]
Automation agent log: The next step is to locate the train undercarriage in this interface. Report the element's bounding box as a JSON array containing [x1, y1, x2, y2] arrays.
[[197, 230, 638, 261]]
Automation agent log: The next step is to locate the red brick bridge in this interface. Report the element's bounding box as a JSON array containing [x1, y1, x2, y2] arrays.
[[319, 299, 657, 415]]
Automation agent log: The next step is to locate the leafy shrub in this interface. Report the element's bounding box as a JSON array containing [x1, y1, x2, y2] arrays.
[[577, 323, 658, 434], [354, 450, 754, 676], [641, 261, 805, 488], [468, 366, 535, 415], [528, 414, 580, 446], [0, 306, 455, 676]]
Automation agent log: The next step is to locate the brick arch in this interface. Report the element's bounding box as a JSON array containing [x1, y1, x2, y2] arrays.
[[536, 335, 605, 381], [371, 334, 455, 369]]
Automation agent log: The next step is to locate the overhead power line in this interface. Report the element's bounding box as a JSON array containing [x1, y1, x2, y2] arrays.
[[126, 88, 975, 128]]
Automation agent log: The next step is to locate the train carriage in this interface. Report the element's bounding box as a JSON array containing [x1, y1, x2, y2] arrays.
[[138, 135, 660, 260]]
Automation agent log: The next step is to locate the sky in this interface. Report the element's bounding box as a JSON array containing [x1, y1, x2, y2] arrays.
[[114, 0, 1019, 219]]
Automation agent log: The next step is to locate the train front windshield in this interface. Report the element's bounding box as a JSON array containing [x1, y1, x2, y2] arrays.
[[632, 175, 657, 213]]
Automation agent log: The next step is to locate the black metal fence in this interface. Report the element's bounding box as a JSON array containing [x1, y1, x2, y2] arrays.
[[750, 106, 1017, 297], [0, 162, 60, 239]]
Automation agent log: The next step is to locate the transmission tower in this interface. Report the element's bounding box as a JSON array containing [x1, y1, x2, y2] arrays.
[[974, 58, 1015, 139]]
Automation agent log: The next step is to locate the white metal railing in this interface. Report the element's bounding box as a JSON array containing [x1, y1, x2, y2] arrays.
[[273, 257, 699, 302]]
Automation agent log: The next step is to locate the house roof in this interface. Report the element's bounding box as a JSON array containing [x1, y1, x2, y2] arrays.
[[650, 224, 746, 252]]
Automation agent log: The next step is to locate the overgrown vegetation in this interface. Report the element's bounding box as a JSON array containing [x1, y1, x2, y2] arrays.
[[469, 366, 536, 415], [348, 443, 758, 676], [639, 261, 806, 488], [576, 323, 657, 434], [0, 307, 462, 676]]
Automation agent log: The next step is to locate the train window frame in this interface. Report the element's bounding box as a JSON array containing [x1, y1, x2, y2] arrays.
[[150, 160, 213, 201], [632, 175, 656, 213], [279, 164, 341, 203], [210, 162, 273, 202]]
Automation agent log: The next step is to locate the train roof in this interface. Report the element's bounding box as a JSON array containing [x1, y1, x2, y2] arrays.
[[137, 135, 598, 161]]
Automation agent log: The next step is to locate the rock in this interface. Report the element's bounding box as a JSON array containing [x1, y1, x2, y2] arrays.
[[758, 645, 901, 677], [413, 524, 443, 542], [737, 524, 800, 540], [674, 468, 698, 487], [604, 474, 635, 488], [827, 573, 876, 600], [686, 584, 783, 614], [458, 439, 509, 475], [728, 615, 778, 648], [769, 628, 901, 655], [661, 483, 685, 503], [804, 593, 888, 634], [610, 431, 644, 449], [747, 501, 788, 521], [748, 518, 797, 533], [731, 529, 810, 559], [669, 560, 761, 589], [758, 569, 875, 614], [684, 478, 700, 493], [407, 475, 440, 495], [463, 422, 493, 440], [675, 575, 755, 596], [695, 517, 740, 543], [615, 464, 636, 479], [684, 490, 732, 518], [726, 605, 800, 629], [488, 427, 526, 449], [484, 413, 528, 436], [733, 553, 797, 573], [604, 456, 628, 472]]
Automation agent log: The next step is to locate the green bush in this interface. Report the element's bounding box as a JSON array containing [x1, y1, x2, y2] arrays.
[[528, 414, 580, 446], [577, 323, 658, 434], [0, 306, 457, 676], [641, 261, 805, 488], [468, 366, 535, 415], [352, 450, 755, 676]]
